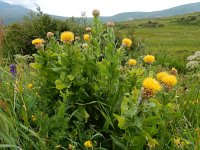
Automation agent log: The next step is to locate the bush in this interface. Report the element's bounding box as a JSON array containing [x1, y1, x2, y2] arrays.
[[2, 10, 86, 62]]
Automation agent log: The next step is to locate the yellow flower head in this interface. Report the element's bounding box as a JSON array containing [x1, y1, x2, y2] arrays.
[[60, 31, 74, 43], [128, 59, 137, 66], [174, 137, 181, 147], [84, 140, 92, 148], [143, 77, 161, 95], [32, 38, 43, 45], [148, 138, 159, 149], [27, 84, 33, 89], [122, 38, 132, 48], [83, 34, 90, 41], [143, 55, 155, 64], [156, 72, 168, 81], [32, 115, 36, 121], [161, 75, 177, 88]]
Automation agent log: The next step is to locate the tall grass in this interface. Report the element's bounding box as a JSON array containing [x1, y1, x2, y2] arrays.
[[0, 20, 3, 63]]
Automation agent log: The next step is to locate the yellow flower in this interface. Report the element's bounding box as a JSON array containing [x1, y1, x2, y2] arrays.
[[83, 34, 90, 41], [148, 138, 159, 149], [122, 38, 132, 48], [32, 38, 43, 45], [142, 77, 161, 98], [60, 31, 74, 43], [27, 84, 33, 89], [128, 59, 137, 66], [156, 72, 168, 81], [143, 55, 155, 64], [161, 75, 177, 88], [174, 137, 181, 147], [84, 140, 92, 148], [32, 115, 36, 121]]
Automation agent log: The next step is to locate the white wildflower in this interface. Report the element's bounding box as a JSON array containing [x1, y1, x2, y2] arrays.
[[186, 61, 199, 70], [187, 55, 196, 61]]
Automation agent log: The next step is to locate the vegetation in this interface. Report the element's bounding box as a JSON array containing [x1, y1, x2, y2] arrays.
[[0, 9, 200, 150], [2, 10, 86, 62]]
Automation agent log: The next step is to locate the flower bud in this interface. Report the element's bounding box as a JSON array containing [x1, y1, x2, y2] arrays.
[[46, 32, 54, 39], [86, 27, 92, 32], [92, 9, 100, 17], [75, 36, 80, 41], [107, 22, 115, 27]]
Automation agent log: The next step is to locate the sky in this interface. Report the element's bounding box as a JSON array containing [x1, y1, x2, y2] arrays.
[[1, 0, 200, 17]]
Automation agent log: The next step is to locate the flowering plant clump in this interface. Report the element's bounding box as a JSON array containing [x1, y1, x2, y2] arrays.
[[60, 31, 74, 43], [143, 55, 155, 64], [122, 38, 132, 48], [0, 9, 195, 150]]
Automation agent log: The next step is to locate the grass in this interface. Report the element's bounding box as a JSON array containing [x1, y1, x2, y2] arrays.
[[0, 21, 3, 63], [116, 12, 200, 57]]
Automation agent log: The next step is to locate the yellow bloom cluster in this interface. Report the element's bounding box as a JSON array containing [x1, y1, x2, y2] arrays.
[[84, 140, 92, 148], [83, 34, 90, 41], [161, 75, 177, 88], [32, 38, 43, 45], [142, 77, 161, 97], [60, 31, 74, 43], [143, 55, 155, 64], [156, 72, 169, 81], [122, 38, 132, 48], [128, 59, 137, 66]]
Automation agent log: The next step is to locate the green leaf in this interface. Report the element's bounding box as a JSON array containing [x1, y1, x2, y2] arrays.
[[55, 80, 67, 90], [67, 75, 75, 81], [113, 114, 126, 129], [29, 63, 42, 70]]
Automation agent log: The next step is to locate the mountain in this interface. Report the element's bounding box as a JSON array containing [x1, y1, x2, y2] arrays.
[[0, 1, 30, 24], [1, 1, 200, 24], [100, 2, 200, 22]]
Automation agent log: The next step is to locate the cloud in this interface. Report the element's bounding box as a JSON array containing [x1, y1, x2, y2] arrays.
[[1, 0, 37, 9]]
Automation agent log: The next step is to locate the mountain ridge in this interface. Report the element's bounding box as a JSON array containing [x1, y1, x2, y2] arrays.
[[1, 1, 200, 24]]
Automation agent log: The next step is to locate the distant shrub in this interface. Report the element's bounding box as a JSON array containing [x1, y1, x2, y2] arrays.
[[177, 15, 200, 26], [138, 21, 165, 28], [2, 11, 86, 61]]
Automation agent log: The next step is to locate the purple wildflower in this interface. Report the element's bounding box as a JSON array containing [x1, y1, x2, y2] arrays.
[[10, 64, 16, 76]]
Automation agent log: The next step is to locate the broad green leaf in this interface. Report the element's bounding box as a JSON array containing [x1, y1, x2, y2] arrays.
[[29, 63, 42, 70], [55, 80, 67, 90]]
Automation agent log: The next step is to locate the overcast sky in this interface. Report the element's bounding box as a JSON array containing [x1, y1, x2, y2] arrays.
[[1, 0, 200, 17]]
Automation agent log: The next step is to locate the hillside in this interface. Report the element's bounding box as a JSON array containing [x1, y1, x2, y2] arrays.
[[1, 1, 200, 24], [101, 2, 200, 22], [0, 1, 30, 24]]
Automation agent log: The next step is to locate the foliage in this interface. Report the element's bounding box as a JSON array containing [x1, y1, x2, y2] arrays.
[[0, 10, 199, 150], [2, 9, 86, 62]]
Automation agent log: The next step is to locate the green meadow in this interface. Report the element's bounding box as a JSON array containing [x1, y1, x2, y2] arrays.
[[116, 12, 200, 57]]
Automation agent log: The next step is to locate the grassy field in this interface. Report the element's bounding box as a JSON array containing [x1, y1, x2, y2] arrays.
[[116, 12, 200, 57]]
